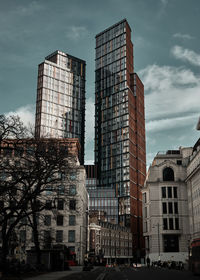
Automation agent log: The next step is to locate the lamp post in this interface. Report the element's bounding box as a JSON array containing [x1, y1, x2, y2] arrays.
[[79, 209, 89, 265], [153, 223, 161, 261], [157, 223, 160, 260]]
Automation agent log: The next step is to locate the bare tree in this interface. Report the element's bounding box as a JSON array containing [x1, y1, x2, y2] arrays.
[[0, 115, 27, 144], [0, 115, 76, 274]]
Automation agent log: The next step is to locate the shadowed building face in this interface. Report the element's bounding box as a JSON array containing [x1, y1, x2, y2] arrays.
[[94, 19, 146, 255]]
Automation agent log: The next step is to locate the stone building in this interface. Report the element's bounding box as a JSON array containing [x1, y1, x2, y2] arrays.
[[186, 138, 200, 244], [88, 212, 132, 265], [142, 148, 191, 262], [0, 138, 88, 267]]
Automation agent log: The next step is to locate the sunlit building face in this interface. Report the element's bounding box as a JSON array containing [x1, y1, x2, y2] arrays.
[[35, 51, 85, 164]]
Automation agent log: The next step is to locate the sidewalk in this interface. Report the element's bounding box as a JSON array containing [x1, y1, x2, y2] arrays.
[[23, 266, 83, 280]]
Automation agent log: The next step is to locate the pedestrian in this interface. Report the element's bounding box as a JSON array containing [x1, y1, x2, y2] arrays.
[[146, 257, 150, 268]]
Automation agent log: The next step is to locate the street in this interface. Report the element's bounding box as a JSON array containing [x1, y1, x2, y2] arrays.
[[60, 266, 198, 280]]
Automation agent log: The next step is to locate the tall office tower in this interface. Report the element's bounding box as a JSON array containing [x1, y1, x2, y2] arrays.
[[94, 19, 146, 255], [35, 51, 86, 164]]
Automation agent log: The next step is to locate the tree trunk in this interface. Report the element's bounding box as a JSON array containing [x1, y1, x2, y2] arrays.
[[32, 210, 41, 266], [1, 228, 9, 276]]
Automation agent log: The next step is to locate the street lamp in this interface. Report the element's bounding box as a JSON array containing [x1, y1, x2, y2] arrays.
[[152, 223, 161, 261]]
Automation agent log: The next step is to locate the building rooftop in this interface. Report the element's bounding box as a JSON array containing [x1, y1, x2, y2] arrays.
[[157, 150, 180, 156], [45, 50, 86, 64], [95, 18, 130, 38]]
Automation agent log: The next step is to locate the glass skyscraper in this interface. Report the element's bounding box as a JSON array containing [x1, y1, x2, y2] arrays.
[[94, 19, 146, 255], [35, 51, 86, 164]]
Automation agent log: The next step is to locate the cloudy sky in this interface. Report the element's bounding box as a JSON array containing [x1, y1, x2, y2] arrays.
[[1, 0, 200, 166]]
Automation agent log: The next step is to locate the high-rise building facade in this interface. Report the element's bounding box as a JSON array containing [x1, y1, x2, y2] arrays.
[[35, 51, 86, 164], [94, 19, 146, 254]]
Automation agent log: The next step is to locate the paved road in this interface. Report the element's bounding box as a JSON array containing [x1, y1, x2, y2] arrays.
[[60, 266, 198, 280], [22, 266, 198, 280], [105, 267, 197, 280]]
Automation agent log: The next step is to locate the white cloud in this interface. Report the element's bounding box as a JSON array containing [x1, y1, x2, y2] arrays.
[[5, 104, 35, 127], [171, 45, 200, 66], [161, 0, 168, 6], [139, 64, 200, 132], [13, 1, 44, 16], [173, 33, 194, 40], [158, 0, 168, 17], [146, 114, 199, 132], [84, 159, 94, 165], [66, 26, 88, 40]]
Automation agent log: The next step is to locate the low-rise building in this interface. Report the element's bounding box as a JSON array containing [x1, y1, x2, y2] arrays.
[[0, 138, 88, 267], [143, 148, 191, 262], [186, 138, 200, 243], [88, 212, 132, 265]]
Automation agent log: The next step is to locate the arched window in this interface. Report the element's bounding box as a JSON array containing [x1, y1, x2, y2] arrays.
[[163, 167, 174, 181]]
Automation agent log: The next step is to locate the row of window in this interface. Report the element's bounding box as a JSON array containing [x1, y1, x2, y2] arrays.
[[162, 202, 178, 214], [17, 229, 76, 244], [46, 185, 77, 196], [162, 186, 177, 198], [44, 214, 76, 226], [163, 218, 179, 230], [45, 199, 76, 210], [96, 22, 125, 48], [96, 35, 126, 57]]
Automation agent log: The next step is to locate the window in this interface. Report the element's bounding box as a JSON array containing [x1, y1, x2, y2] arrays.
[[162, 187, 166, 198], [57, 215, 63, 226], [46, 185, 53, 195], [162, 202, 167, 214], [70, 173, 76, 181], [57, 185, 65, 195], [45, 200, 52, 210], [58, 172, 65, 180], [14, 147, 24, 157], [69, 215, 76, 226], [44, 215, 51, 226], [143, 193, 147, 203], [168, 202, 173, 214], [169, 218, 174, 230], [144, 221, 148, 232], [173, 187, 177, 198], [44, 230, 51, 245], [57, 199, 64, 210], [0, 201, 5, 209], [68, 230, 75, 242], [163, 235, 179, 252], [144, 207, 147, 218], [69, 185, 76, 196], [20, 230, 26, 243], [163, 167, 174, 181], [177, 160, 182, 165], [69, 200, 76, 210], [163, 218, 168, 230], [168, 187, 172, 198], [174, 202, 178, 214], [56, 230, 63, 242], [175, 218, 179, 230]]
